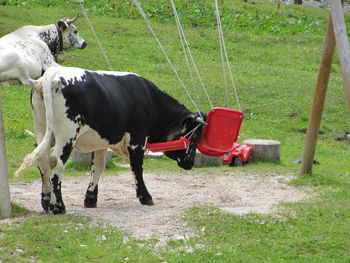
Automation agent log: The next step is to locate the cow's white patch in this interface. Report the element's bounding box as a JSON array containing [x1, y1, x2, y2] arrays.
[[57, 68, 139, 87], [129, 144, 138, 151], [110, 132, 131, 159], [74, 129, 110, 153], [143, 137, 149, 151], [58, 66, 87, 84], [87, 183, 95, 192], [73, 113, 85, 124], [95, 70, 139, 77]]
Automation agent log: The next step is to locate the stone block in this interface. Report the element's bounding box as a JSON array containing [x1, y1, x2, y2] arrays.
[[243, 139, 281, 163], [194, 150, 222, 167], [71, 150, 113, 166]]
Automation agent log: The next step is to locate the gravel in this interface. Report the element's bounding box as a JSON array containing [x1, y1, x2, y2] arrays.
[[9, 171, 307, 244]]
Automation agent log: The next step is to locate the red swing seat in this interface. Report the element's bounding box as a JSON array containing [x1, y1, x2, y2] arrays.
[[146, 107, 244, 155], [146, 136, 190, 152], [197, 107, 244, 157]]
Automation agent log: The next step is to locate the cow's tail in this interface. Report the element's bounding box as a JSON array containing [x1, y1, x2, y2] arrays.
[[15, 68, 57, 177]]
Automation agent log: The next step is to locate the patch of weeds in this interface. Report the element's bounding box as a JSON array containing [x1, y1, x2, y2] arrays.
[[290, 127, 326, 135], [0, 204, 30, 220], [287, 112, 300, 119], [290, 172, 350, 188], [334, 131, 350, 143], [11, 203, 31, 218], [0, 0, 327, 35]]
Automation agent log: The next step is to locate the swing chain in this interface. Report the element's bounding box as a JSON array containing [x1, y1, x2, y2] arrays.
[[184, 124, 202, 154], [77, 0, 113, 70], [132, 0, 203, 119]]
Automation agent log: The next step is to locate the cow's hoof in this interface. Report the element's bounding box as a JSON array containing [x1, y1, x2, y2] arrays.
[[50, 203, 66, 214], [84, 189, 97, 208], [139, 198, 154, 206], [84, 198, 97, 208], [84, 186, 98, 208], [41, 192, 51, 212], [41, 199, 50, 212]]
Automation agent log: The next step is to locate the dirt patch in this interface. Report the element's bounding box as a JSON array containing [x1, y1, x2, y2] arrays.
[[9, 172, 307, 244]]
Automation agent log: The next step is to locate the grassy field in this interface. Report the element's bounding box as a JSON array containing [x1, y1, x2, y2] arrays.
[[0, 0, 350, 262]]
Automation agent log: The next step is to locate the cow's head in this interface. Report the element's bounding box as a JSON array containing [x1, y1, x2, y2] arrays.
[[58, 15, 87, 50], [164, 113, 207, 170]]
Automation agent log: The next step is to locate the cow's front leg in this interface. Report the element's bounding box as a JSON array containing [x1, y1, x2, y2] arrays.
[[128, 140, 154, 206], [84, 149, 107, 208]]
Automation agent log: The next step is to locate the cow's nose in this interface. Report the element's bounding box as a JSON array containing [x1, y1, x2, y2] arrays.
[[81, 41, 87, 49], [178, 161, 193, 170]]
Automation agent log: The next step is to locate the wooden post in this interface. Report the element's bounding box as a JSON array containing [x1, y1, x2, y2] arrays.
[[300, 16, 336, 175], [0, 98, 11, 218], [329, 0, 350, 111], [301, 0, 350, 175]]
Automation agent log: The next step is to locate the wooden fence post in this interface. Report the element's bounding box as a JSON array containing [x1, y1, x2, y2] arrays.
[[300, 16, 335, 175], [329, 0, 350, 111], [0, 98, 11, 218], [301, 0, 350, 175]]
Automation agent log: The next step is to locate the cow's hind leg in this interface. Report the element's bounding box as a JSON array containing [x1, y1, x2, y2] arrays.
[[0, 50, 37, 85], [49, 136, 76, 214], [84, 149, 107, 208], [32, 87, 52, 212], [128, 137, 154, 206], [37, 151, 52, 212]]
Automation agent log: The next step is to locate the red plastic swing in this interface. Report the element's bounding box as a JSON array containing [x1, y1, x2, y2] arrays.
[[146, 107, 244, 155], [140, 1, 246, 156], [197, 107, 243, 156], [146, 136, 190, 152]]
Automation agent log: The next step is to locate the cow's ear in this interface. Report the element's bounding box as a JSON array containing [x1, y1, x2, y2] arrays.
[[58, 20, 68, 31], [180, 115, 196, 128]]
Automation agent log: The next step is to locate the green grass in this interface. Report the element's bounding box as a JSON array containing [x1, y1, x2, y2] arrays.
[[0, 0, 350, 262], [177, 202, 350, 263], [0, 215, 161, 263], [0, 0, 330, 36], [0, 203, 30, 219]]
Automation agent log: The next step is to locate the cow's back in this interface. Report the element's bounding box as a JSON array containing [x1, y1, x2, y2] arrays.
[[0, 26, 39, 46], [51, 68, 158, 144], [0, 25, 53, 79]]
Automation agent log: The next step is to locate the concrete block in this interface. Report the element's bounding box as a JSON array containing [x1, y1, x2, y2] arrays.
[[243, 139, 281, 163], [194, 150, 222, 167], [71, 150, 113, 166]]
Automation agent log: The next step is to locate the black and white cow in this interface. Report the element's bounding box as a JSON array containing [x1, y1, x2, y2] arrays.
[[16, 66, 206, 214], [0, 15, 87, 85]]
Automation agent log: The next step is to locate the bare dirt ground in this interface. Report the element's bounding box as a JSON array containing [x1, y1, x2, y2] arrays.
[[9, 171, 307, 244]]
